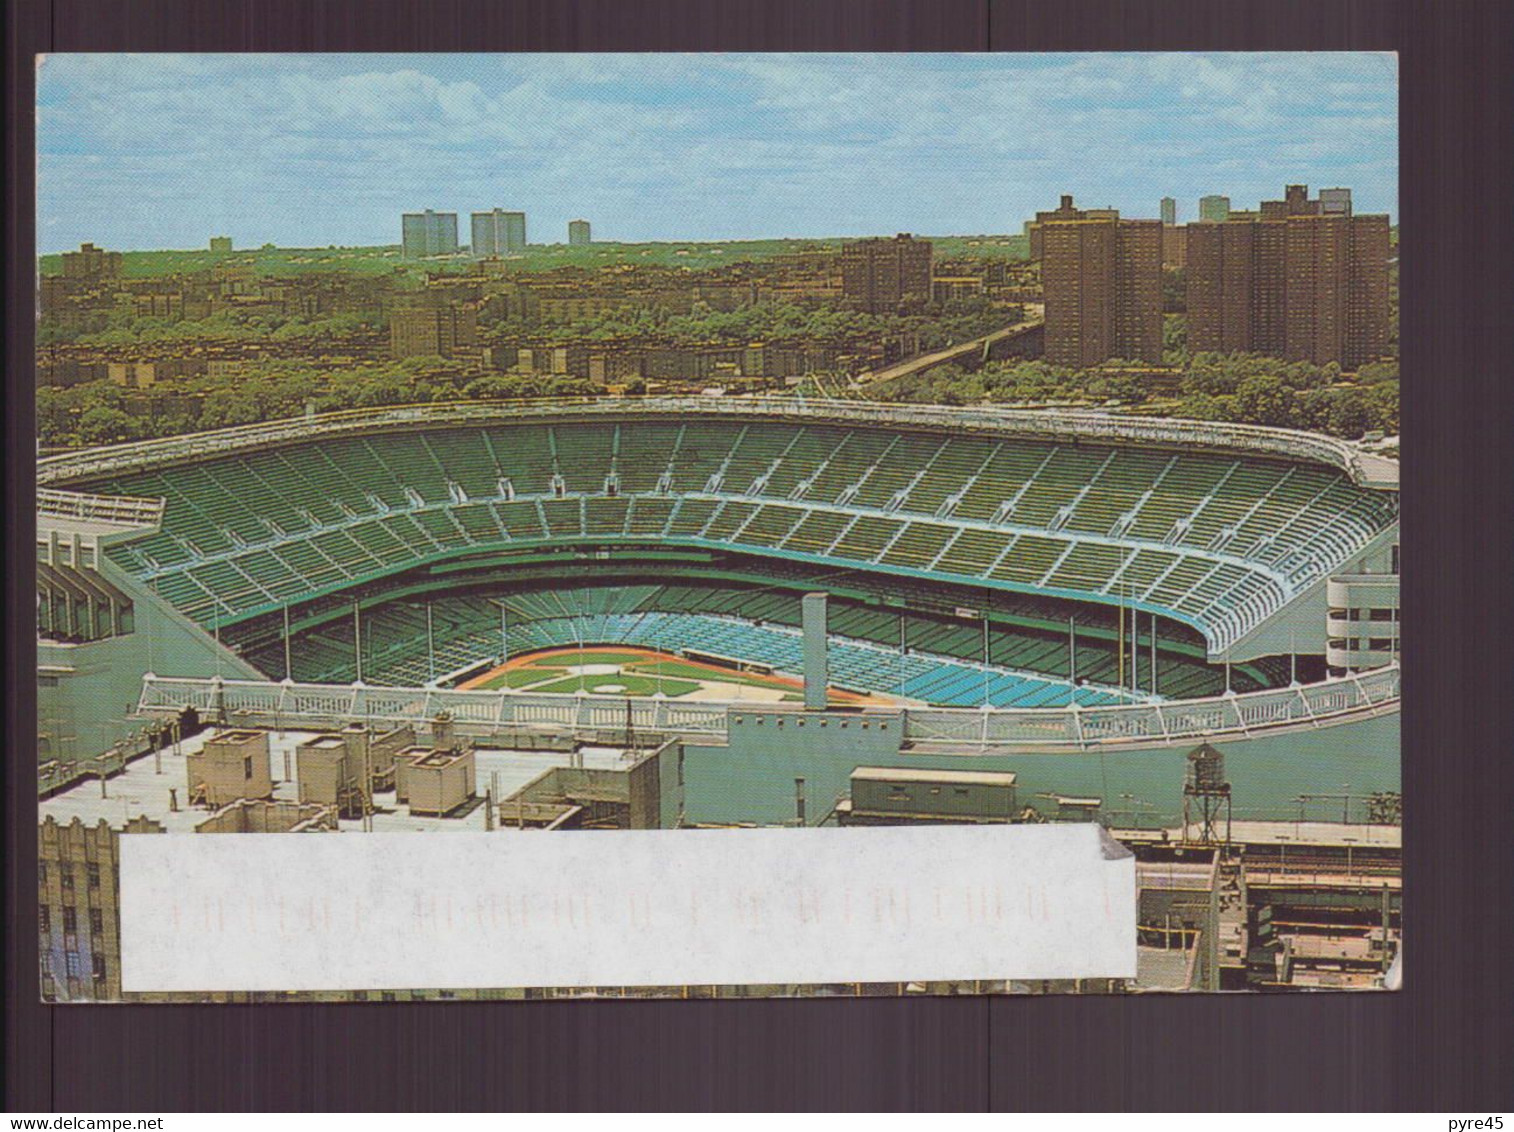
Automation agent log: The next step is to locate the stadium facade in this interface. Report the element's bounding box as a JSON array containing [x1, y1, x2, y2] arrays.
[[37, 398, 1399, 825]]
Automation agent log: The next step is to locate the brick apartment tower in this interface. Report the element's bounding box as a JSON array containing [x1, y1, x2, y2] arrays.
[[840, 234, 934, 313], [390, 300, 480, 358], [1187, 185, 1390, 368], [1027, 194, 1120, 260], [1041, 215, 1164, 368]]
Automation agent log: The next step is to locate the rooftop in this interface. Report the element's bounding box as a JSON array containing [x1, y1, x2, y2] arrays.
[[39, 727, 632, 835], [851, 766, 1018, 787], [1114, 820, 1401, 850]]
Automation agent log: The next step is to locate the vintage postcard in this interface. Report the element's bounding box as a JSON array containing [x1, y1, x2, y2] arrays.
[[36, 52, 1399, 1001]]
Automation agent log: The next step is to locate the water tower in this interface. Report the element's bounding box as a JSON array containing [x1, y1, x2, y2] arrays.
[[1182, 742, 1232, 846]]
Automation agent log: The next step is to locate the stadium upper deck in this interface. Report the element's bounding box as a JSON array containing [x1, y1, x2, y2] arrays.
[[40, 398, 1399, 655]]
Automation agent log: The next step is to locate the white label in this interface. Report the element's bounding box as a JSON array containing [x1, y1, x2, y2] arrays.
[[120, 824, 1136, 992]]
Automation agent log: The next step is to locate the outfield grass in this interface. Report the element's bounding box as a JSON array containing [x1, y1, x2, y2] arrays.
[[631, 659, 797, 690], [526, 650, 665, 666], [530, 674, 701, 697], [462, 648, 806, 698], [471, 666, 568, 690]]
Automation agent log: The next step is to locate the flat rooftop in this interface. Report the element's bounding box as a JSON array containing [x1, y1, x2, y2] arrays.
[[1113, 820, 1401, 850], [410, 747, 470, 769], [211, 729, 264, 744], [850, 766, 1018, 787], [1136, 860, 1217, 892], [1134, 946, 1196, 992], [40, 727, 632, 835], [1211, 820, 1400, 849]]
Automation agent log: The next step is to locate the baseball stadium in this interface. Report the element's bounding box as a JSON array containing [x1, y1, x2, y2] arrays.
[[37, 397, 1400, 828]]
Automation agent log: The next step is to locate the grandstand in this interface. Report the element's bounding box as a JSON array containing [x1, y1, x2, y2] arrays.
[[238, 584, 1135, 708], [46, 399, 1398, 658], [35, 398, 1399, 763]]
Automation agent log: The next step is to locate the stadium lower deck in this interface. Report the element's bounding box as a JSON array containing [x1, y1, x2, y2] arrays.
[[226, 577, 1297, 709]]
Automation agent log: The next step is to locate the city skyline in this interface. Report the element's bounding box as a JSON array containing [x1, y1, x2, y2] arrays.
[[37, 52, 1398, 253]]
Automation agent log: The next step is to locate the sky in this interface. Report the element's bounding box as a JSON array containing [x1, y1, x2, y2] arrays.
[[36, 52, 1398, 253]]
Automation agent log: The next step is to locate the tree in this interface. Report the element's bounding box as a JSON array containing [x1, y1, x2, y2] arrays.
[[1233, 375, 1298, 428], [1365, 381, 1400, 434], [1178, 393, 1235, 422], [1356, 360, 1399, 386], [1162, 315, 1187, 366], [1325, 388, 1378, 438], [198, 390, 263, 429], [1162, 267, 1187, 314], [77, 405, 141, 445], [1102, 372, 1149, 404]]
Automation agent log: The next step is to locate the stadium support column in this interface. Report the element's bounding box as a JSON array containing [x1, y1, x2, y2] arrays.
[[802, 593, 829, 710], [426, 600, 435, 684], [1150, 613, 1158, 697], [353, 599, 364, 684]]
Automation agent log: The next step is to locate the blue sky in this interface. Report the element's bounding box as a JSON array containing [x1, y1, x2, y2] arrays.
[[36, 52, 1398, 253]]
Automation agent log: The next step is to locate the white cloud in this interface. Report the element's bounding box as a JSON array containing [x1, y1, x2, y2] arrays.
[[36, 52, 1398, 250]]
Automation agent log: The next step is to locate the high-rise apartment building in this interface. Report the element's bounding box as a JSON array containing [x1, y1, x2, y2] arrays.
[[1198, 195, 1231, 223], [840, 234, 934, 313], [390, 300, 479, 358], [471, 210, 527, 257], [1319, 187, 1353, 216], [60, 242, 123, 280], [1027, 195, 1120, 260], [1041, 215, 1163, 368], [568, 219, 592, 246], [401, 210, 460, 258], [1162, 224, 1188, 268], [1161, 197, 1177, 226], [1261, 184, 1320, 220], [1187, 185, 1389, 368]]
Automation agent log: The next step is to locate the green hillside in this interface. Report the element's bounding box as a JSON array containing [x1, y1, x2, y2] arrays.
[[39, 233, 1030, 279]]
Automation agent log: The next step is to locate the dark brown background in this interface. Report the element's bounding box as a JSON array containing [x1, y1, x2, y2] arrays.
[[6, 0, 1512, 1111]]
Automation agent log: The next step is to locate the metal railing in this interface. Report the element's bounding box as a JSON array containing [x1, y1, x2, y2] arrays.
[[37, 486, 164, 528], [136, 663, 1399, 754]]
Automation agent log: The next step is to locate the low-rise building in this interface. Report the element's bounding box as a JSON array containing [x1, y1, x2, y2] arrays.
[[185, 728, 272, 808], [38, 814, 163, 1002], [834, 767, 1019, 825]]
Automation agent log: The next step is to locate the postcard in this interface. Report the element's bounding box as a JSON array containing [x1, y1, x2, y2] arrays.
[[36, 52, 1399, 1000]]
